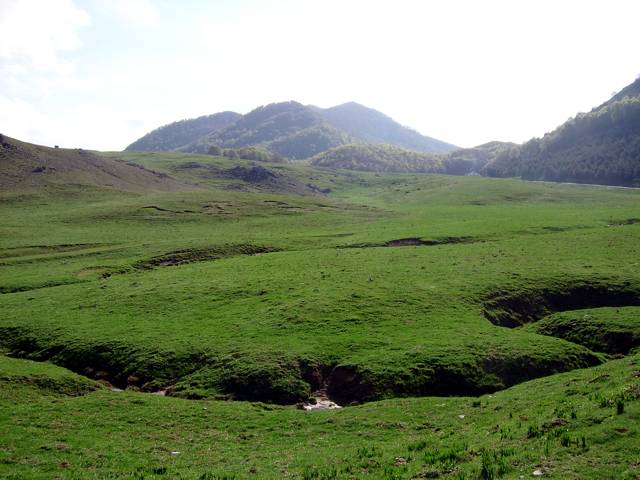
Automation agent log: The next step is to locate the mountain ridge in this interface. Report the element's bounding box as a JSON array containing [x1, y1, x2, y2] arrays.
[[126, 100, 458, 158]]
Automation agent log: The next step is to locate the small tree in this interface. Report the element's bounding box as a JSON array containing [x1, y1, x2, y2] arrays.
[[223, 149, 239, 159], [207, 145, 222, 156]]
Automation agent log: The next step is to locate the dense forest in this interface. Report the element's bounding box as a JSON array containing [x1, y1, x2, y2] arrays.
[[483, 78, 640, 186]]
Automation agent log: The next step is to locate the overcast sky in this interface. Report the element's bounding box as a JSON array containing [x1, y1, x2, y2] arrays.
[[1, 0, 638, 151]]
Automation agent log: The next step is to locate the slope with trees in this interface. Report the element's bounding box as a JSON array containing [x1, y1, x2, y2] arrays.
[[484, 77, 640, 186], [126, 111, 241, 152], [310, 143, 445, 173]]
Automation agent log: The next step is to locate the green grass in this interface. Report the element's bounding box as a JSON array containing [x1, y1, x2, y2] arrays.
[[1, 150, 640, 477], [0, 352, 638, 479]]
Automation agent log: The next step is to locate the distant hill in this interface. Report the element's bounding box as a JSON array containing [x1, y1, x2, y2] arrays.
[[309, 141, 520, 176], [127, 101, 457, 159], [0, 135, 186, 193], [321, 102, 457, 153], [183, 101, 354, 159], [126, 111, 241, 152], [483, 77, 640, 186], [311, 143, 445, 173], [443, 141, 518, 175]]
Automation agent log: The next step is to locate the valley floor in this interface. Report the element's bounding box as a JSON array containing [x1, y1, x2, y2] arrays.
[[1, 151, 639, 478]]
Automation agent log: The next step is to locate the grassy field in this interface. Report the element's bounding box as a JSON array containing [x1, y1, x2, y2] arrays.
[[1, 352, 638, 479], [1, 150, 639, 477]]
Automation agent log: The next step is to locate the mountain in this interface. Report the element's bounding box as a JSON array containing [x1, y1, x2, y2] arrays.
[[126, 111, 241, 152], [310, 143, 445, 173], [126, 101, 457, 159], [483, 77, 640, 186], [183, 101, 353, 159], [320, 102, 457, 153], [0, 135, 185, 193]]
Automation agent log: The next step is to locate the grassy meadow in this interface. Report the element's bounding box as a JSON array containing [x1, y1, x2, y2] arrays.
[[1, 151, 639, 478]]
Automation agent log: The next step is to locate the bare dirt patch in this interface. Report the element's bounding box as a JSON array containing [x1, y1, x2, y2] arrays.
[[339, 236, 476, 249], [134, 244, 278, 269]]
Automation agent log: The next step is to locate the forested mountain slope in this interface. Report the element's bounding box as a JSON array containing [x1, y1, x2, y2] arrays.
[[484, 77, 640, 186]]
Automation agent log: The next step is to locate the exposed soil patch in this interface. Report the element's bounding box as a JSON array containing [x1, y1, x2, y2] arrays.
[[339, 236, 476, 249], [0, 280, 82, 295], [141, 205, 198, 214], [483, 279, 640, 328], [134, 244, 278, 269], [609, 218, 640, 226], [0, 243, 109, 259], [222, 165, 325, 196], [225, 166, 275, 183], [386, 238, 426, 247]]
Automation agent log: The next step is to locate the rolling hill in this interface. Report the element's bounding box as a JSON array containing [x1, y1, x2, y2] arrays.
[[0, 135, 186, 193], [483, 77, 640, 186], [126, 101, 458, 159]]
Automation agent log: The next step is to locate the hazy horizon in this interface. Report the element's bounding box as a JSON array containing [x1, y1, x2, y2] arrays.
[[1, 0, 638, 151]]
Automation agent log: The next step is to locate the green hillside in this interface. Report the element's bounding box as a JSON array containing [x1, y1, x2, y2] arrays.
[[126, 111, 241, 152], [181, 101, 352, 159], [0, 135, 187, 193], [484, 77, 640, 186], [309, 142, 517, 176]]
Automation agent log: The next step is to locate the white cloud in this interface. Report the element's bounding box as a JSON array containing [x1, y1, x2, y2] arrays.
[[0, 0, 90, 72], [99, 0, 160, 26]]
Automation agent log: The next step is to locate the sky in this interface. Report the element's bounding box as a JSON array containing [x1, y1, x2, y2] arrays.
[[0, 0, 639, 151]]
